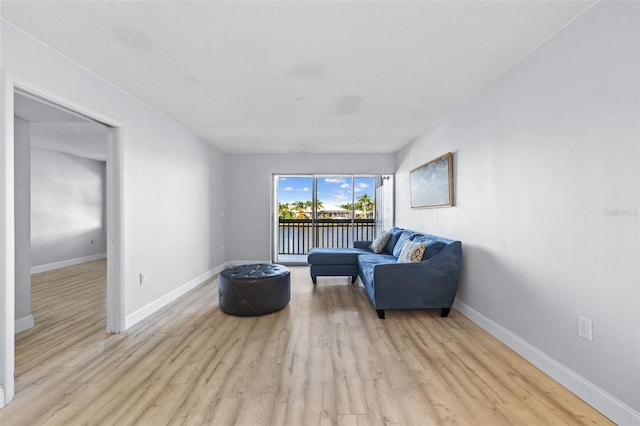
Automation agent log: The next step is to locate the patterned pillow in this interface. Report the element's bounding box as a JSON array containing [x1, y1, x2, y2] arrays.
[[369, 231, 391, 253], [397, 240, 426, 263]]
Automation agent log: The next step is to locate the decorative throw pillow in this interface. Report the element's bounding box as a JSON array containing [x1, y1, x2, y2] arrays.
[[369, 231, 391, 253], [397, 240, 426, 263]]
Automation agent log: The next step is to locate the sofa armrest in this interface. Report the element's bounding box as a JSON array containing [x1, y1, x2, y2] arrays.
[[354, 240, 372, 250], [372, 241, 462, 309]]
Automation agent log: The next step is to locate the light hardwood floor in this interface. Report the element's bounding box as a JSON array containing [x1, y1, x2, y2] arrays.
[[0, 259, 612, 425]]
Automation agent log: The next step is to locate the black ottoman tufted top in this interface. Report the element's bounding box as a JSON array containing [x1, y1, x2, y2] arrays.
[[221, 263, 289, 280], [219, 264, 290, 316]]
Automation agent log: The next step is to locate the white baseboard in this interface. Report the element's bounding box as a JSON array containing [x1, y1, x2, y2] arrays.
[[14, 314, 34, 334], [453, 300, 640, 426], [125, 263, 228, 330], [124, 260, 273, 330], [31, 253, 107, 274], [0, 384, 5, 409]]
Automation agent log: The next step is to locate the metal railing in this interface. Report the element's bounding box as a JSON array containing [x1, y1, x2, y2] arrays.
[[278, 218, 376, 255]]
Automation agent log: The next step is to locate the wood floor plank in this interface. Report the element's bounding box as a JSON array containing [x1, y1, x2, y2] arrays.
[[0, 260, 614, 425]]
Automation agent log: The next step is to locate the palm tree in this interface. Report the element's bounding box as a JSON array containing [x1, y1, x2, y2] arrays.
[[304, 200, 324, 217], [357, 194, 373, 218], [278, 202, 294, 219], [291, 201, 307, 219]]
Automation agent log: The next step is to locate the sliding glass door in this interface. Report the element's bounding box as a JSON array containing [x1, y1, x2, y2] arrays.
[[314, 175, 354, 249], [273, 174, 384, 263], [274, 175, 313, 263]]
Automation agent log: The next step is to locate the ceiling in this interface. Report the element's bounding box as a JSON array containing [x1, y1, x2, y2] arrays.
[[1, 1, 595, 154]]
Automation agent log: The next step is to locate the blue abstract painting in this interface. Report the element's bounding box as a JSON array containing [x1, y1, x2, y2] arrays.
[[410, 153, 454, 208]]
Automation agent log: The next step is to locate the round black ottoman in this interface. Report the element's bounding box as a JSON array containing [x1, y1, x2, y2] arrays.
[[219, 264, 290, 316]]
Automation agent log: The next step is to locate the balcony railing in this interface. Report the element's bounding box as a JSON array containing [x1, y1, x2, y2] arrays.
[[279, 218, 376, 255]]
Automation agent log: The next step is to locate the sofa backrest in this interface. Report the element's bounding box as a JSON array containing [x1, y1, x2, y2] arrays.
[[392, 230, 415, 258], [411, 234, 449, 260], [383, 227, 458, 261]]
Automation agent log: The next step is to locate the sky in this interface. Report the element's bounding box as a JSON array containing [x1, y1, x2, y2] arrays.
[[277, 176, 375, 206]]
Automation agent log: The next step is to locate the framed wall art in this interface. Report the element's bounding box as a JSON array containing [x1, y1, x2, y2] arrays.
[[410, 152, 454, 208]]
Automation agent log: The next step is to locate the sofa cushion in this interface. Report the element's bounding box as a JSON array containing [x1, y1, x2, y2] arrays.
[[358, 254, 397, 265], [412, 235, 447, 260], [369, 231, 391, 253], [397, 240, 426, 263], [382, 227, 405, 255], [392, 230, 416, 258], [358, 254, 397, 286]]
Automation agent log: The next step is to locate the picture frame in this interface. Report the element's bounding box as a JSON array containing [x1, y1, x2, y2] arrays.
[[410, 152, 454, 208]]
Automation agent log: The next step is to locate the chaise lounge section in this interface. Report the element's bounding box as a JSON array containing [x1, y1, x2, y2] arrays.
[[307, 227, 462, 319], [307, 247, 369, 284]]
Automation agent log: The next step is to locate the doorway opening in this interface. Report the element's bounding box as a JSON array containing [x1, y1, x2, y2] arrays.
[[14, 91, 110, 338], [1, 78, 124, 406]]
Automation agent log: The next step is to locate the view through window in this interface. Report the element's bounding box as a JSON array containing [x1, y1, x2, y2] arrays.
[[274, 175, 385, 263]]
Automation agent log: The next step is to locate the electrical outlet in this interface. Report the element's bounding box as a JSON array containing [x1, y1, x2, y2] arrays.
[[139, 273, 147, 285], [578, 316, 592, 341]]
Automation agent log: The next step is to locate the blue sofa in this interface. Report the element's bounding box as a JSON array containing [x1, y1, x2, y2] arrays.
[[307, 227, 462, 319]]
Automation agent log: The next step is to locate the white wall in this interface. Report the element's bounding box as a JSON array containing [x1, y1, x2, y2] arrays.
[[13, 116, 30, 328], [30, 147, 106, 268], [1, 20, 228, 325], [395, 2, 639, 422], [126, 127, 227, 317], [226, 153, 395, 261]]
